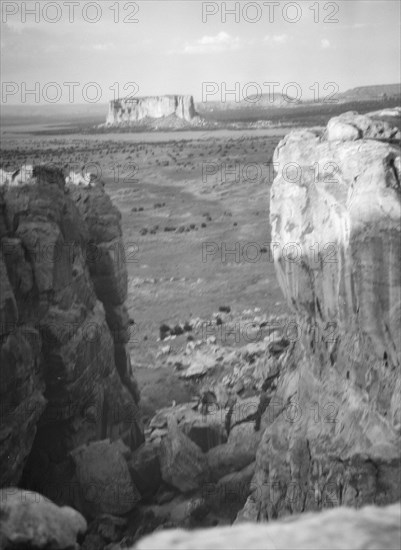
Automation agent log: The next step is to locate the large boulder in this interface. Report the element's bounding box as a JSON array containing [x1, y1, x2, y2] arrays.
[[70, 439, 140, 518], [159, 417, 209, 493], [133, 502, 401, 549], [207, 423, 262, 482], [0, 487, 86, 549], [326, 111, 400, 141], [246, 112, 400, 519]]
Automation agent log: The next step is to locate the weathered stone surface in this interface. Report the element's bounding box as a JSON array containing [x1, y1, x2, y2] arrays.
[[70, 184, 139, 406], [247, 112, 401, 520], [0, 251, 18, 330], [326, 110, 401, 141], [0, 168, 143, 497], [0, 487, 87, 549], [128, 442, 162, 500], [203, 461, 256, 520], [207, 423, 262, 482], [81, 514, 127, 549], [179, 350, 217, 379], [159, 417, 209, 493], [71, 439, 140, 518], [134, 502, 401, 549], [0, 327, 46, 487], [106, 96, 197, 126], [215, 461, 256, 505]]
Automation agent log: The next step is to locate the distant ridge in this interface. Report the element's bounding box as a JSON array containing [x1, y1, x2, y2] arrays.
[[197, 93, 298, 114], [338, 83, 401, 101]]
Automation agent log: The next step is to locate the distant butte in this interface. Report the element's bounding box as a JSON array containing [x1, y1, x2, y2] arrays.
[[105, 95, 198, 126]]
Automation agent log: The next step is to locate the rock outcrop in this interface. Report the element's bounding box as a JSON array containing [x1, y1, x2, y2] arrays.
[[134, 502, 401, 549], [244, 112, 400, 519], [106, 95, 197, 126], [0, 487, 87, 549], [326, 111, 400, 141], [0, 167, 143, 508]]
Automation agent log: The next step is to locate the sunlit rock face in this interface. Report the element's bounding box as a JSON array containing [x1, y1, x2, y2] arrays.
[[244, 112, 401, 520], [133, 502, 401, 550], [106, 95, 197, 125], [0, 167, 143, 499]]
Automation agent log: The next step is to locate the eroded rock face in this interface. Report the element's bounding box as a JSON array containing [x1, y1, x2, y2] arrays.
[[245, 112, 401, 519], [134, 502, 401, 549], [0, 167, 143, 501], [106, 95, 197, 125], [326, 110, 401, 141]]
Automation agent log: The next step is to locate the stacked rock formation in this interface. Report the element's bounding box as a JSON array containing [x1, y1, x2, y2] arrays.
[[0, 167, 143, 509], [241, 111, 400, 520], [106, 95, 197, 125]]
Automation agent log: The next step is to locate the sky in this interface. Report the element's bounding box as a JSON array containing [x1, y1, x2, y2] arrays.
[[1, 0, 400, 105]]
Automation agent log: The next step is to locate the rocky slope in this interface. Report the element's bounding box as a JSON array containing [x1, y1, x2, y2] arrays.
[[0, 167, 143, 510], [105, 96, 197, 126]]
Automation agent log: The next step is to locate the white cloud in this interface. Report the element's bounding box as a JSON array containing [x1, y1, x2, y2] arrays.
[[335, 22, 371, 31], [263, 34, 289, 44], [272, 34, 288, 44], [321, 39, 331, 49], [79, 42, 116, 52], [92, 42, 116, 51], [174, 32, 242, 54]]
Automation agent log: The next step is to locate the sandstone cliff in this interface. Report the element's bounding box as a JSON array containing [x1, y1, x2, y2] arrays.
[[242, 112, 400, 520], [106, 95, 197, 126], [0, 167, 143, 504]]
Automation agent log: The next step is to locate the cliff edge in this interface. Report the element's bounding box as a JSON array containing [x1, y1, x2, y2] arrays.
[[244, 111, 400, 520], [0, 167, 143, 507]]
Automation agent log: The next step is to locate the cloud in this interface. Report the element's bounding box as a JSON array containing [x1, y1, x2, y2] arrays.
[[92, 42, 116, 51], [321, 39, 331, 49], [78, 41, 117, 53], [174, 31, 242, 54], [263, 34, 289, 44], [335, 22, 371, 31], [273, 34, 288, 44]]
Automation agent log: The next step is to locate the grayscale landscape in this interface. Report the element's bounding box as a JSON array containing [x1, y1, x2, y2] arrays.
[[0, 1, 400, 549]]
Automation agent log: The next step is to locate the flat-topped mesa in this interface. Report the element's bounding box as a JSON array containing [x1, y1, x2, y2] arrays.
[[242, 111, 400, 521], [106, 95, 197, 125]]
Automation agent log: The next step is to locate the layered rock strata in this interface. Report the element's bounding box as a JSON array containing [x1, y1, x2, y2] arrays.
[[244, 111, 401, 520], [106, 95, 197, 126]]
